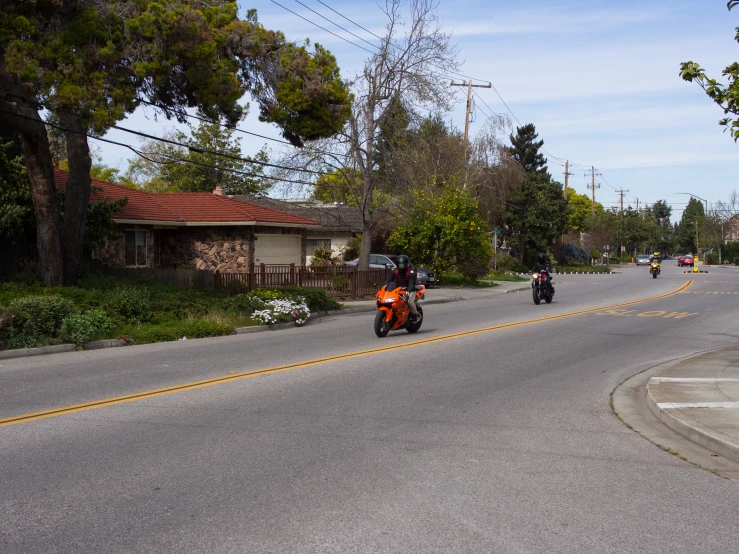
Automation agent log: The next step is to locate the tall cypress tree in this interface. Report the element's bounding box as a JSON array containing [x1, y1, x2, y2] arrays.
[[506, 123, 549, 176]]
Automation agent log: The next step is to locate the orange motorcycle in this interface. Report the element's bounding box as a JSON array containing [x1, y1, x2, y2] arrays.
[[374, 282, 426, 337]]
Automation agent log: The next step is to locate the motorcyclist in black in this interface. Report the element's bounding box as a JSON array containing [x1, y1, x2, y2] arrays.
[[386, 254, 420, 323], [531, 252, 555, 294]]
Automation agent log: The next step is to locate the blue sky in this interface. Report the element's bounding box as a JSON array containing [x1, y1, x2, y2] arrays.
[[98, 0, 738, 221]]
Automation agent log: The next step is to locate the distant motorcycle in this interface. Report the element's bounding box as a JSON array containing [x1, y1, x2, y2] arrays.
[[650, 261, 660, 279], [374, 282, 425, 337], [531, 272, 553, 305]]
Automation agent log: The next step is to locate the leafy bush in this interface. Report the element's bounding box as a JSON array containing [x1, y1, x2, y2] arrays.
[[706, 253, 719, 265], [125, 319, 234, 344], [342, 235, 360, 261], [386, 184, 492, 278], [106, 286, 152, 323], [259, 286, 341, 313], [59, 309, 113, 349], [0, 306, 27, 331], [225, 294, 267, 315], [560, 243, 590, 265], [607, 257, 621, 264], [491, 253, 518, 272], [251, 297, 310, 326], [310, 245, 339, 267], [10, 295, 73, 337]]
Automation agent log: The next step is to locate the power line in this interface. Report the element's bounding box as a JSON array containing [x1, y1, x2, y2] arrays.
[[292, 0, 379, 50], [111, 124, 323, 175], [0, 107, 323, 188], [269, 0, 376, 54], [315, 0, 383, 41]]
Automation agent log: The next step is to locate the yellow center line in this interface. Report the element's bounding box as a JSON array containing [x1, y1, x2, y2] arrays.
[[0, 280, 694, 428]]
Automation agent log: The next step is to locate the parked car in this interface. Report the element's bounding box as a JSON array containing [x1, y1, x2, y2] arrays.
[[679, 255, 694, 267], [636, 255, 651, 266], [344, 254, 436, 286]]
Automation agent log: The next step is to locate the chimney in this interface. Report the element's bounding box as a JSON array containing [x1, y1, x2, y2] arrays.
[[213, 185, 224, 196]]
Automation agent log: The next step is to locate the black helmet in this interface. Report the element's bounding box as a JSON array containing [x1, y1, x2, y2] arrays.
[[537, 252, 547, 264], [396, 255, 410, 270]]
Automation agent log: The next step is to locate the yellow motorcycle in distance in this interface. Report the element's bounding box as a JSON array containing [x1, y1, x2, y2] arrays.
[[649, 261, 660, 279]]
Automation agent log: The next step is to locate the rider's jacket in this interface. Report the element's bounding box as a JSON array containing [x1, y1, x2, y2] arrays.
[[387, 265, 417, 290]]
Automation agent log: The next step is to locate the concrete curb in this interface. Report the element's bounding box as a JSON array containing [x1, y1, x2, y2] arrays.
[[0, 343, 76, 360], [504, 287, 530, 294], [86, 338, 126, 350], [646, 373, 739, 465]]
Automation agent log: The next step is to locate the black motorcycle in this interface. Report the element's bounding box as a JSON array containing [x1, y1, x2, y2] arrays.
[[532, 271, 553, 305]]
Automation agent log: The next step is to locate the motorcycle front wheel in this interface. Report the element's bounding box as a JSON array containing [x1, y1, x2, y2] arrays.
[[374, 310, 392, 337], [652, 271, 657, 279], [532, 286, 541, 305]]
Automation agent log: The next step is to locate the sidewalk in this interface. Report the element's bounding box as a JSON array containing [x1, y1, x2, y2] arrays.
[[646, 345, 739, 464], [337, 280, 530, 312]]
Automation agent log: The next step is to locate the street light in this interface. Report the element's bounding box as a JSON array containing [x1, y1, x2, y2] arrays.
[[676, 192, 709, 263]]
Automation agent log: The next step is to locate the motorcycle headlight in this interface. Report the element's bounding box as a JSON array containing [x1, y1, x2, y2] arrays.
[[532, 272, 539, 279], [385, 296, 396, 303]]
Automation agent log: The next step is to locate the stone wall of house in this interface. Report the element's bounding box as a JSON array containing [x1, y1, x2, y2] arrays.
[[95, 225, 309, 271], [160, 228, 253, 272], [94, 233, 125, 267]]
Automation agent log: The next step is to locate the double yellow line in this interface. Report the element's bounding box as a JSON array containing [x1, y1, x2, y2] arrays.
[[0, 280, 694, 428]]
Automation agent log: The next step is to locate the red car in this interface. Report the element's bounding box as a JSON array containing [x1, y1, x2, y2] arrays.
[[679, 255, 694, 267]]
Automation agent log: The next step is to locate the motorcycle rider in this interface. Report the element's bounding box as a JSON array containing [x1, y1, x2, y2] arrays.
[[386, 254, 420, 323], [650, 251, 661, 272], [531, 252, 555, 294]]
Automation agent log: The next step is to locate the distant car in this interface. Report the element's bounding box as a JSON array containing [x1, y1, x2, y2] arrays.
[[343, 254, 436, 286], [679, 255, 694, 267], [636, 255, 651, 266]]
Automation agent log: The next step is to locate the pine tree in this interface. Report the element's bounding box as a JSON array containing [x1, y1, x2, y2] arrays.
[[506, 123, 549, 176]]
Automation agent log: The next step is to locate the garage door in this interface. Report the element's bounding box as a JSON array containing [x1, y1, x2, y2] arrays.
[[254, 234, 301, 265]]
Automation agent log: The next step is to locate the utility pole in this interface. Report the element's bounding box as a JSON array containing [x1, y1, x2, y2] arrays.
[[563, 161, 574, 244], [616, 188, 630, 262], [585, 167, 601, 215], [450, 80, 492, 156]]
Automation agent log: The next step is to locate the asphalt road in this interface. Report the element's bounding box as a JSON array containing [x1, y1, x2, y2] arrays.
[[2, 264, 738, 553]]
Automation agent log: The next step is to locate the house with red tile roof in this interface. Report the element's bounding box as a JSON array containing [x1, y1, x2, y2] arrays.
[[54, 169, 320, 271]]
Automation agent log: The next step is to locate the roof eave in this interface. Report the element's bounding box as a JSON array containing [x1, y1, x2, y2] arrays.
[[113, 218, 318, 228]]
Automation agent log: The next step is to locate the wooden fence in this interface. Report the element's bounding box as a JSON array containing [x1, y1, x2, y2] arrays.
[[214, 264, 388, 297]]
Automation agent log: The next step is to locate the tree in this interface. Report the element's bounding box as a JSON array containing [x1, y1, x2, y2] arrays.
[[676, 197, 705, 253], [386, 183, 492, 278], [276, 0, 459, 270], [0, 2, 351, 284], [0, 128, 34, 241], [505, 123, 549, 176], [680, 2, 739, 140], [505, 173, 567, 263], [122, 115, 270, 194], [566, 187, 603, 233], [1, 129, 126, 256]]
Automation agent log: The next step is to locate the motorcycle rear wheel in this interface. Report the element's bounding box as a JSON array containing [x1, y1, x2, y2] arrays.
[[406, 306, 424, 333], [544, 292, 553, 303], [374, 310, 391, 337]]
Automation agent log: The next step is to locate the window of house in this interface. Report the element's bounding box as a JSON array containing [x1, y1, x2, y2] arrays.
[[306, 238, 331, 253], [124, 230, 148, 267], [153, 230, 161, 266]]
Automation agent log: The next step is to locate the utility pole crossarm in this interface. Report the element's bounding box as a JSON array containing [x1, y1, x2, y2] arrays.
[[450, 80, 492, 155]]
